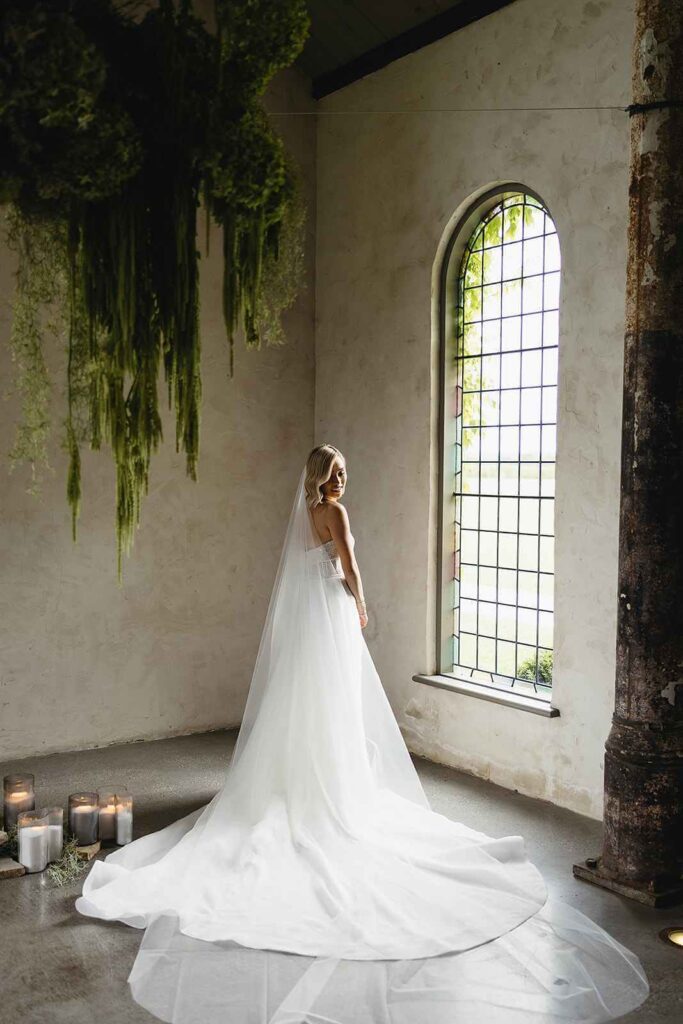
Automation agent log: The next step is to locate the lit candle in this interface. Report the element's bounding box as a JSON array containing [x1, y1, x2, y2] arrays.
[[116, 794, 133, 845], [18, 810, 48, 873], [99, 805, 116, 840], [45, 807, 64, 862], [97, 791, 117, 842], [3, 774, 35, 831], [68, 792, 99, 847]]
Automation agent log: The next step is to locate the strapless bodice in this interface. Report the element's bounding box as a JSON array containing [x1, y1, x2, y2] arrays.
[[308, 538, 337, 556], [306, 538, 344, 580]]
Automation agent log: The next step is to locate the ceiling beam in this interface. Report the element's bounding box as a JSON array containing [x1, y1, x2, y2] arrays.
[[312, 0, 519, 99]]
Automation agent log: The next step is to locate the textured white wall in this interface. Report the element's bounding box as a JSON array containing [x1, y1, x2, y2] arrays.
[[2, 0, 636, 822], [0, 67, 316, 761], [315, 0, 633, 819]]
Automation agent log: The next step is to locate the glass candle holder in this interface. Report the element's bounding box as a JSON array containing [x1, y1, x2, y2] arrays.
[[18, 809, 48, 873], [116, 793, 133, 845], [3, 773, 35, 831], [68, 792, 99, 847], [97, 790, 118, 843], [45, 807, 64, 862]]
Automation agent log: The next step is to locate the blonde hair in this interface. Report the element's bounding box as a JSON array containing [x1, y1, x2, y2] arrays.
[[304, 444, 344, 510]]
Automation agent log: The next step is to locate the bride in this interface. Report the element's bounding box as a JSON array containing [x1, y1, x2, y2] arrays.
[[76, 444, 648, 1023]]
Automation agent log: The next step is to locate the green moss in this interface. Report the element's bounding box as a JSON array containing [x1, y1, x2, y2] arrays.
[[1, 0, 309, 577], [45, 835, 87, 887], [1, 825, 19, 859]]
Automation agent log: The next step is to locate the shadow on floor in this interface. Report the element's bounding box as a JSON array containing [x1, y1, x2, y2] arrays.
[[1, 729, 681, 1023]]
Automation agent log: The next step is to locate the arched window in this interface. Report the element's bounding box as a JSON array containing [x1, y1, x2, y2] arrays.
[[438, 189, 559, 701]]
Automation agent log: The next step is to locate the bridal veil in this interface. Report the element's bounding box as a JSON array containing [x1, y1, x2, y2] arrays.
[[76, 467, 648, 1022]]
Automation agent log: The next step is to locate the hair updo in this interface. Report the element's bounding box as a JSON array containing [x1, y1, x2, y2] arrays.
[[304, 444, 344, 510]]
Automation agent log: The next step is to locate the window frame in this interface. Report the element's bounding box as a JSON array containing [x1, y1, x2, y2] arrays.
[[435, 184, 559, 707]]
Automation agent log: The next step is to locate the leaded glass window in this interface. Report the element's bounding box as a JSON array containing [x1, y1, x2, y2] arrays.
[[450, 192, 559, 698]]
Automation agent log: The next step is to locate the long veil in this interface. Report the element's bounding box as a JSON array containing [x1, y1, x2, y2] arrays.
[[229, 465, 314, 771], [76, 468, 649, 1023]]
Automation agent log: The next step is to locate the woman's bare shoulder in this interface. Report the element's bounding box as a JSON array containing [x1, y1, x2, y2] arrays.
[[311, 502, 347, 541], [327, 501, 348, 520]]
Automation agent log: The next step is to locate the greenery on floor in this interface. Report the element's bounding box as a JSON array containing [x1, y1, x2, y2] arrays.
[[1, 826, 89, 886], [0, 0, 309, 575], [1, 825, 18, 859], [46, 836, 87, 887]]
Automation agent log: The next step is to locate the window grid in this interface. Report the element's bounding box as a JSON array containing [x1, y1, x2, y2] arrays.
[[452, 193, 558, 695]]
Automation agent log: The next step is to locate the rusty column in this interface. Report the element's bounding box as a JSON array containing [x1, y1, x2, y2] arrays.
[[573, 0, 683, 907]]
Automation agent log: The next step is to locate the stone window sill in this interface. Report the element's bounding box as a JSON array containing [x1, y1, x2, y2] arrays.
[[412, 673, 560, 718]]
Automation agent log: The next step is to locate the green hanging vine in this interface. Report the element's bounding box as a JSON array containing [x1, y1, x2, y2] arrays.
[[4, 208, 65, 492], [0, 0, 309, 576]]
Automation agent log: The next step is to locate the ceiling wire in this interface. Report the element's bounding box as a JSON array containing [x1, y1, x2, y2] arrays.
[[269, 105, 631, 114]]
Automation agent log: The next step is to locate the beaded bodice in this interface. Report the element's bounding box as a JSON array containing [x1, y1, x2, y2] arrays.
[[307, 538, 345, 580]]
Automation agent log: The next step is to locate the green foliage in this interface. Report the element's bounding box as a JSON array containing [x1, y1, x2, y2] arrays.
[[0, 3, 142, 206], [516, 649, 553, 685], [4, 207, 64, 491], [252, 168, 307, 347], [1, 0, 309, 576], [46, 834, 87, 887], [457, 254, 498, 442], [1, 825, 19, 859], [215, 0, 311, 100], [0, 827, 88, 884], [456, 195, 546, 449]]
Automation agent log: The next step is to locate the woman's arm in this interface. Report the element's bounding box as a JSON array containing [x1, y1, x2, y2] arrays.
[[326, 503, 368, 628]]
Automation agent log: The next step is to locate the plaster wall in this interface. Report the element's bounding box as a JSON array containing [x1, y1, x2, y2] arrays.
[[315, 0, 633, 819], [0, 68, 316, 762]]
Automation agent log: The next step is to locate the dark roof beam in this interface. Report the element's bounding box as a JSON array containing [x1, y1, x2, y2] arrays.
[[311, 0, 519, 100]]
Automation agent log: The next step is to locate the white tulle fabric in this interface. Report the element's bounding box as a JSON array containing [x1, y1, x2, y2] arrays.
[[76, 468, 648, 1022]]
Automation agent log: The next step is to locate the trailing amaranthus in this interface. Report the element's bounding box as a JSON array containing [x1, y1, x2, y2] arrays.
[[0, 0, 309, 577]]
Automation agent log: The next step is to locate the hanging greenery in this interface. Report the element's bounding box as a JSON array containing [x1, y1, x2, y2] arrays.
[[0, 0, 309, 576], [4, 208, 65, 492]]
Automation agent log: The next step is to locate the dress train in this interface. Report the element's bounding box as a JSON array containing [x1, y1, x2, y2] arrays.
[[75, 471, 648, 1022]]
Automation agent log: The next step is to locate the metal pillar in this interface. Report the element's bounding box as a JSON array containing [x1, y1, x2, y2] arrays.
[[573, 0, 683, 907]]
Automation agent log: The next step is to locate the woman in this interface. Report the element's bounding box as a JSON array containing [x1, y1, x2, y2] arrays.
[[307, 445, 368, 630], [76, 445, 648, 1023]]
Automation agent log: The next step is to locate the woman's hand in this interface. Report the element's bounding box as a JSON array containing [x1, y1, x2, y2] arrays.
[[357, 601, 368, 629]]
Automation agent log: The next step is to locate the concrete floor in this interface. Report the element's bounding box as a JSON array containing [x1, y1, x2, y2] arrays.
[[1, 730, 681, 1023]]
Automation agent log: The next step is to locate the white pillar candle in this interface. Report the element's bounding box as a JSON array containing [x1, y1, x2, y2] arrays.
[[18, 825, 48, 873], [44, 808, 64, 862], [116, 807, 133, 845]]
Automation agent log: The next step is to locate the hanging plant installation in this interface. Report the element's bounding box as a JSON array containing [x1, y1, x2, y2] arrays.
[[0, 0, 309, 575]]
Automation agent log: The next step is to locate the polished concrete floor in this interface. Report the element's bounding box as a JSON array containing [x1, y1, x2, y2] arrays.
[[1, 729, 681, 1023]]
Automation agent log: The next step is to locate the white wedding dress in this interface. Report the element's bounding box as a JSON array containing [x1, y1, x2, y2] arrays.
[[76, 468, 648, 1023]]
